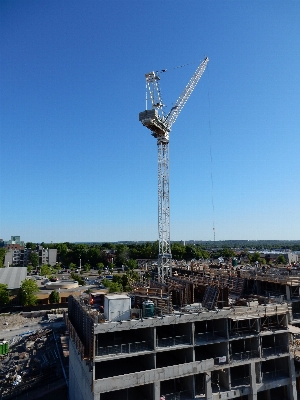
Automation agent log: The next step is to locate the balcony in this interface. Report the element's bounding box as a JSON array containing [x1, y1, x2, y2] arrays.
[[156, 335, 191, 348], [230, 350, 259, 363], [96, 340, 153, 357]]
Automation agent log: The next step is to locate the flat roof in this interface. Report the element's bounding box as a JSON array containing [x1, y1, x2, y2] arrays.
[[105, 294, 130, 300], [0, 267, 27, 289]]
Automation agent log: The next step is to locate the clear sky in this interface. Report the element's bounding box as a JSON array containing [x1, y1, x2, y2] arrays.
[[0, 1, 299, 243]]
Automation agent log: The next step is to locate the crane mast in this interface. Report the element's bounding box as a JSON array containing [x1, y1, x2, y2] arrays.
[[139, 57, 209, 282]]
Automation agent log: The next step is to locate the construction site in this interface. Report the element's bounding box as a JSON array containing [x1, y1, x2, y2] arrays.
[[0, 312, 69, 400], [65, 260, 300, 400], [64, 55, 300, 400]]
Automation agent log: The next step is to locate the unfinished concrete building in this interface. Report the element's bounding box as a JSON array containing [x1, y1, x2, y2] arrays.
[[67, 265, 300, 400]]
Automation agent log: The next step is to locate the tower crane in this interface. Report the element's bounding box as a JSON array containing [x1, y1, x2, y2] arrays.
[[139, 56, 209, 282]]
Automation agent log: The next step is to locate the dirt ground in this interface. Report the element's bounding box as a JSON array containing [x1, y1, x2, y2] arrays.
[[0, 313, 43, 331]]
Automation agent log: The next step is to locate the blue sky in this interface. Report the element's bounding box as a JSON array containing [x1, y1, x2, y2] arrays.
[[1, 1, 299, 243]]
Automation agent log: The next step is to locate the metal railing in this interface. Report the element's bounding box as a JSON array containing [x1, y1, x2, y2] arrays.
[[96, 340, 153, 356], [230, 350, 259, 362], [195, 331, 226, 343], [261, 370, 287, 382], [231, 376, 250, 387], [156, 335, 191, 348], [261, 346, 287, 357]]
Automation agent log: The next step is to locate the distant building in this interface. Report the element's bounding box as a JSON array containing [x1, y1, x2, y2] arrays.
[[259, 251, 298, 264], [2, 235, 25, 249], [3, 237, 57, 267]]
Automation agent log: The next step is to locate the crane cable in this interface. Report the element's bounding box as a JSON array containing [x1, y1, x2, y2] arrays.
[[155, 58, 204, 75], [207, 65, 216, 242]]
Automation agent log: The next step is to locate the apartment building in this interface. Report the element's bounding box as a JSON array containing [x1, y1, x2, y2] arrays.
[[67, 292, 297, 400], [4, 246, 57, 267]]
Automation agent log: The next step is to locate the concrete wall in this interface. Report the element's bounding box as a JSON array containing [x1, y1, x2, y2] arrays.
[[69, 339, 94, 400]]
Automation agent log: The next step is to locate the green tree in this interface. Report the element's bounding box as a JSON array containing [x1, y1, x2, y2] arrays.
[[71, 244, 88, 265], [70, 272, 85, 286], [126, 259, 137, 270], [221, 248, 236, 258], [87, 247, 101, 268], [115, 244, 129, 266], [20, 279, 39, 306], [0, 248, 6, 268], [26, 242, 36, 250], [40, 264, 51, 276], [29, 252, 39, 269], [277, 255, 287, 265], [49, 290, 60, 304], [83, 263, 91, 272], [102, 279, 122, 293], [27, 265, 33, 274], [171, 243, 186, 260], [249, 252, 261, 263], [69, 263, 77, 270], [56, 243, 68, 264], [0, 284, 10, 305], [108, 262, 114, 273], [97, 262, 104, 273]]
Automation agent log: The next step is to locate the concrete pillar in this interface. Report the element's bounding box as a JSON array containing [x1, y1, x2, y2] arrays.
[[256, 280, 262, 296], [191, 321, 195, 349], [154, 381, 160, 400], [248, 362, 257, 400], [287, 355, 297, 400], [205, 372, 212, 400], [286, 285, 291, 301]]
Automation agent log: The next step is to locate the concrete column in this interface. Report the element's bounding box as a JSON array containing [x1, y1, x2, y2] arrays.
[[286, 285, 291, 301], [224, 318, 229, 339], [248, 362, 257, 400], [154, 381, 160, 400], [191, 321, 195, 345], [256, 280, 262, 296], [287, 355, 297, 400], [205, 372, 212, 400]]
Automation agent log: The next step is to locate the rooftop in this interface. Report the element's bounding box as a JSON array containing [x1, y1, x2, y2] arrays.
[[0, 267, 27, 289]]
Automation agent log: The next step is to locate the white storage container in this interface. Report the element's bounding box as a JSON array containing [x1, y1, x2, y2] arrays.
[[104, 294, 131, 321]]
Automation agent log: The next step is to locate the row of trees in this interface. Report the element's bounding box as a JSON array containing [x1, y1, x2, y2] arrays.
[[36, 242, 211, 269]]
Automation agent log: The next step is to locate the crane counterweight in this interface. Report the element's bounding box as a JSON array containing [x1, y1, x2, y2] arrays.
[[139, 109, 170, 142]]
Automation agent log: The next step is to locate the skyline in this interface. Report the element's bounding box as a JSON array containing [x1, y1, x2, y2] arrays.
[[1, 1, 299, 242]]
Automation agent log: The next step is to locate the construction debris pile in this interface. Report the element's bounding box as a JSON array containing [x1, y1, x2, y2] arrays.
[[0, 312, 44, 331], [0, 328, 61, 399]]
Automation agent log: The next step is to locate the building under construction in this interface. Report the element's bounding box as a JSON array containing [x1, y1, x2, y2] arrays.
[[67, 263, 300, 400]]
